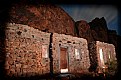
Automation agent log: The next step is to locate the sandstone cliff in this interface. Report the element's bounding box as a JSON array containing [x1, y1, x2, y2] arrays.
[[9, 3, 75, 36], [0, 1, 120, 78], [88, 17, 108, 42], [75, 20, 93, 43]]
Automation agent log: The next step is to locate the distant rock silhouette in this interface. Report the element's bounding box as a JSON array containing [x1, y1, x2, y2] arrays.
[[88, 17, 108, 42]]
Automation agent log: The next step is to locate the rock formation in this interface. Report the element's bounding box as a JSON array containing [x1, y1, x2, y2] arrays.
[[9, 2, 119, 74], [88, 17, 108, 43], [75, 17, 119, 73], [75, 20, 93, 43], [0, 1, 120, 78], [108, 30, 117, 48], [9, 3, 75, 36]]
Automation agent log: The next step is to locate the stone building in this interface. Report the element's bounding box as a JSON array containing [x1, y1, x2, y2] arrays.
[[5, 23, 51, 76], [52, 33, 90, 74], [4, 23, 90, 77], [88, 41, 117, 74], [96, 41, 117, 74], [4, 23, 117, 77], [0, 2, 118, 78]]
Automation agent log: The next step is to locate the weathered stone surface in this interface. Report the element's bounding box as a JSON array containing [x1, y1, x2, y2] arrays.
[[88, 17, 108, 42], [75, 20, 93, 43], [74, 18, 118, 74], [88, 41, 117, 74], [5, 23, 50, 77], [88, 41, 98, 72], [9, 3, 75, 36], [52, 33, 90, 73], [96, 41, 117, 74]]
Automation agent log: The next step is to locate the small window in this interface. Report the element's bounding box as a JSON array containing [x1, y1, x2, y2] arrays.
[[99, 49, 104, 62], [42, 45, 48, 58], [108, 50, 111, 60], [99, 48, 105, 67], [75, 49, 80, 59]]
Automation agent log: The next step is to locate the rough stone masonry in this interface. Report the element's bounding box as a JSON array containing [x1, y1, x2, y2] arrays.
[[88, 41, 117, 74], [4, 23, 90, 77], [4, 23, 117, 77], [96, 41, 117, 74], [5, 23, 50, 77], [52, 33, 90, 73]]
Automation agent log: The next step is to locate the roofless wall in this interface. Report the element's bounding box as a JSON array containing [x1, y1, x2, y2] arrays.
[[4, 23, 90, 77], [3, 23, 117, 77], [52, 33, 90, 74], [5, 23, 50, 76]]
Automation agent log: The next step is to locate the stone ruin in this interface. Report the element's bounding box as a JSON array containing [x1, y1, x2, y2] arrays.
[[0, 2, 118, 78], [52, 33, 90, 74], [5, 23, 50, 76], [96, 41, 117, 75], [4, 23, 117, 77]]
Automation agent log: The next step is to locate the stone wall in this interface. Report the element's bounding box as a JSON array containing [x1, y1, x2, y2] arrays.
[[88, 41, 98, 72], [4, 23, 117, 77], [96, 41, 117, 73], [52, 33, 90, 73], [5, 23, 50, 77]]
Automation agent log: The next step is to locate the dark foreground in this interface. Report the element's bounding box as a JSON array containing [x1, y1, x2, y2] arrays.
[[0, 73, 120, 80]]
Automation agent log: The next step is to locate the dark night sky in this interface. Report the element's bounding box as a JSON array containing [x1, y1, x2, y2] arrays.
[[60, 5, 120, 35]]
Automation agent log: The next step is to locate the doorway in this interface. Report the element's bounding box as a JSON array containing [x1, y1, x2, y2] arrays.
[[60, 47, 68, 73]]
